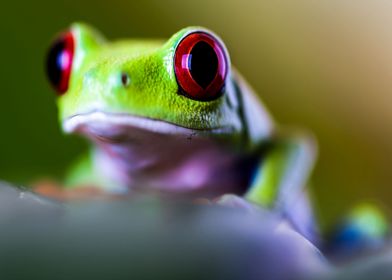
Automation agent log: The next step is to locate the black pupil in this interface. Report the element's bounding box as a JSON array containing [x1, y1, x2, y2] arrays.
[[46, 39, 66, 88], [189, 41, 218, 89]]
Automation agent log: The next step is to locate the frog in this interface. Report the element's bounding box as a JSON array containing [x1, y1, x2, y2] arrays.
[[43, 23, 388, 250]]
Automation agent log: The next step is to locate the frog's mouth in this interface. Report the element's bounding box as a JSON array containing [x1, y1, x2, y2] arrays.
[[63, 111, 234, 142]]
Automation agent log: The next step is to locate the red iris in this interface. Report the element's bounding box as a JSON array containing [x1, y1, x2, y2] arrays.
[[46, 31, 75, 94], [174, 32, 228, 101]]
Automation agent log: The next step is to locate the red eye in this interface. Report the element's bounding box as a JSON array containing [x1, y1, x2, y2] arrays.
[[174, 31, 228, 101], [45, 31, 75, 94]]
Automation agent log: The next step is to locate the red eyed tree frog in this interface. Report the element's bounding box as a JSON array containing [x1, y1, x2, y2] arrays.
[[44, 23, 388, 246]]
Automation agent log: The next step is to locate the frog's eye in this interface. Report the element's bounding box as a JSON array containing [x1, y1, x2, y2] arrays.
[[174, 31, 228, 101], [45, 31, 75, 95]]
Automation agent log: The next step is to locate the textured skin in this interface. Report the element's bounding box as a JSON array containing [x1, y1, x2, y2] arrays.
[[53, 23, 318, 240], [58, 24, 243, 135], [46, 23, 389, 257]]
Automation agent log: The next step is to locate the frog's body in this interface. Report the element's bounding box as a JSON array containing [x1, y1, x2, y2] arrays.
[[45, 23, 387, 249]]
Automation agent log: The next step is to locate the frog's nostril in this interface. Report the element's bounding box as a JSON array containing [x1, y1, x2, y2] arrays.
[[121, 72, 131, 87]]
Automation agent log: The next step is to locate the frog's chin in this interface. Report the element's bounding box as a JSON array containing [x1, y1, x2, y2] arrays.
[[63, 111, 232, 142]]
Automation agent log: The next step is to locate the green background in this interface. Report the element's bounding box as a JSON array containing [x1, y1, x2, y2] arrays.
[[1, 0, 392, 227]]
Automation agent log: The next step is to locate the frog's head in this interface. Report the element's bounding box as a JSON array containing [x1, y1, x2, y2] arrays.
[[45, 23, 272, 148]]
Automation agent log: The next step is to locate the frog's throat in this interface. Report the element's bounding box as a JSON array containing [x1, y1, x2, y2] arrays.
[[63, 111, 235, 136]]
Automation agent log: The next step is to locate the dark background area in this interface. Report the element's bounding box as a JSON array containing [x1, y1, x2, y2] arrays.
[[1, 0, 392, 227]]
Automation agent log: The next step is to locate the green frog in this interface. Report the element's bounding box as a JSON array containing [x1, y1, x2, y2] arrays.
[[44, 23, 388, 248]]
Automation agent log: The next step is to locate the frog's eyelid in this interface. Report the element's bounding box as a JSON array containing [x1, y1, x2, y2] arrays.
[[173, 29, 231, 102], [175, 27, 231, 67]]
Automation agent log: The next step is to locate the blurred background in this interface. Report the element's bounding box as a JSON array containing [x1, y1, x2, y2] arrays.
[[1, 0, 392, 228]]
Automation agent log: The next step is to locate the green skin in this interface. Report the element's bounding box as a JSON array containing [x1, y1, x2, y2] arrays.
[[55, 22, 318, 239], [51, 23, 390, 248]]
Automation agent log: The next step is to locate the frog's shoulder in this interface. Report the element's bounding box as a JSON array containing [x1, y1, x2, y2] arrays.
[[229, 69, 275, 147]]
